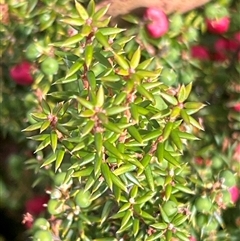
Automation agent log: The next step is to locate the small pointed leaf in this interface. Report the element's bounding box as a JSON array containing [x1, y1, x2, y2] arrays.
[[75, 0, 89, 20]]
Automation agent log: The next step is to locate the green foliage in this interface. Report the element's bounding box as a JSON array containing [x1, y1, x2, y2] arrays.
[[11, 1, 205, 240], [1, 0, 239, 241]]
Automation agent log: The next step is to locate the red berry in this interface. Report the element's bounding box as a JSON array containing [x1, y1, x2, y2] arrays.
[[144, 7, 169, 38], [191, 45, 210, 60], [10, 61, 34, 85], [206, 16, 230, 34], [25, 195, 49, 216], [229, 186, 240, 203], [233, 103, 240, 112], [234, 32, 240, 43], [211, 52, 228, 62], [227, 39, 239, 52], [194, 157, 204, 165], [214, 38, 229, 52]]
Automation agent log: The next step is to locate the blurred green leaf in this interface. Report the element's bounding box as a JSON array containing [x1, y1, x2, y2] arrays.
[[93, 3, 110, 20], [40, 120, 51, 133], [130, 46, 141, 69], [118, 210, 132, 232], [136, 85, 155, 104], [164, 151, 180, 167], [41, 153, 56, 168], [75, 0, 89, 20], [50, 131, 58, 153], [144, 166, 155, 191], [127, 125, 143, 143], [101, 162, 113, 190], [34, 136, 51, 153], [100, 200, 114, 225], [85, 45, 93, 68], [106, 106, 129, 116], [99, 27, 126, 36], [150, 223, 168, 230], [87, 0, 95, 16], [111, 172, 128, 192], [77, 97, 94, 110], [55, 148, 65, 172], [95, 32, 111, 49], [135, 191, 155, 204], [160, 92, 178, 106], [61, 33, 84, 47], [60, 18, 85, 26], [73, 166, 93, 177], [113, 164, 136, 176], [66, 60, 84, 78]]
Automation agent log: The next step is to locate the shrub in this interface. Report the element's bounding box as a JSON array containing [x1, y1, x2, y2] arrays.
[[1, 0, 239, 240]]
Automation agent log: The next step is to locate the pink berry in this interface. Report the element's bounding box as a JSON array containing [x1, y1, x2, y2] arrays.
[[229, 186, 240, 203], [206, 16, 230, 34], [189, 236, 197, 241], [144, 7, 169, 38], [233, 103, 240, 112], [227, 39, 239, 52], [10, 61, 34, 85], [214, 38, 229, 52], [191, 45, 210, 60], [194, 157, 204, 165], [234, 32, 240, 42], [211, 52, 228, 62], [25, 195, 49, 216], [233, 144, 240, 162]]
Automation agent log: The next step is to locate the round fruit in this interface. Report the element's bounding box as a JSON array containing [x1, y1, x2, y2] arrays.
[[50, 188, 62, 199], [214, 38, 228, 52], [10, 61, 34, 85], [160, 68, 177, 86], [219, 170, 236, 188], [162, 201, 178, 217], [75, 190, 91, 208], [233, 103, 240, 112], [180, 69, 195, 84], [204, 218, 219, 232], [33, 230, 52, 241], [206, 17, 230, 34], [144, 7, 169, 38], [47, 199, 63, 215], [25, 43, 41, 60], [25, 195, 49, 216], [166, 47, 180, 62], [211, 156, 223, 170], [234, 32, 240, 43], [185, 27, 198, 42], [221, 190, 232, 206], [229, 186, 240, 203], [53, 172, 73, 191], [191, 45, 210, 61], [196, 214, 208, 227], [155, 177, 165, 186], [195, 197, 212, 213], [41, 57, 59, 75], [54, 172, 66, 186], [169, 14, 183, 33], [33, 218, 50, 231], [205, 4, 230, 34], [39, 13, 51, 25], [211, 52, 228, 62]]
